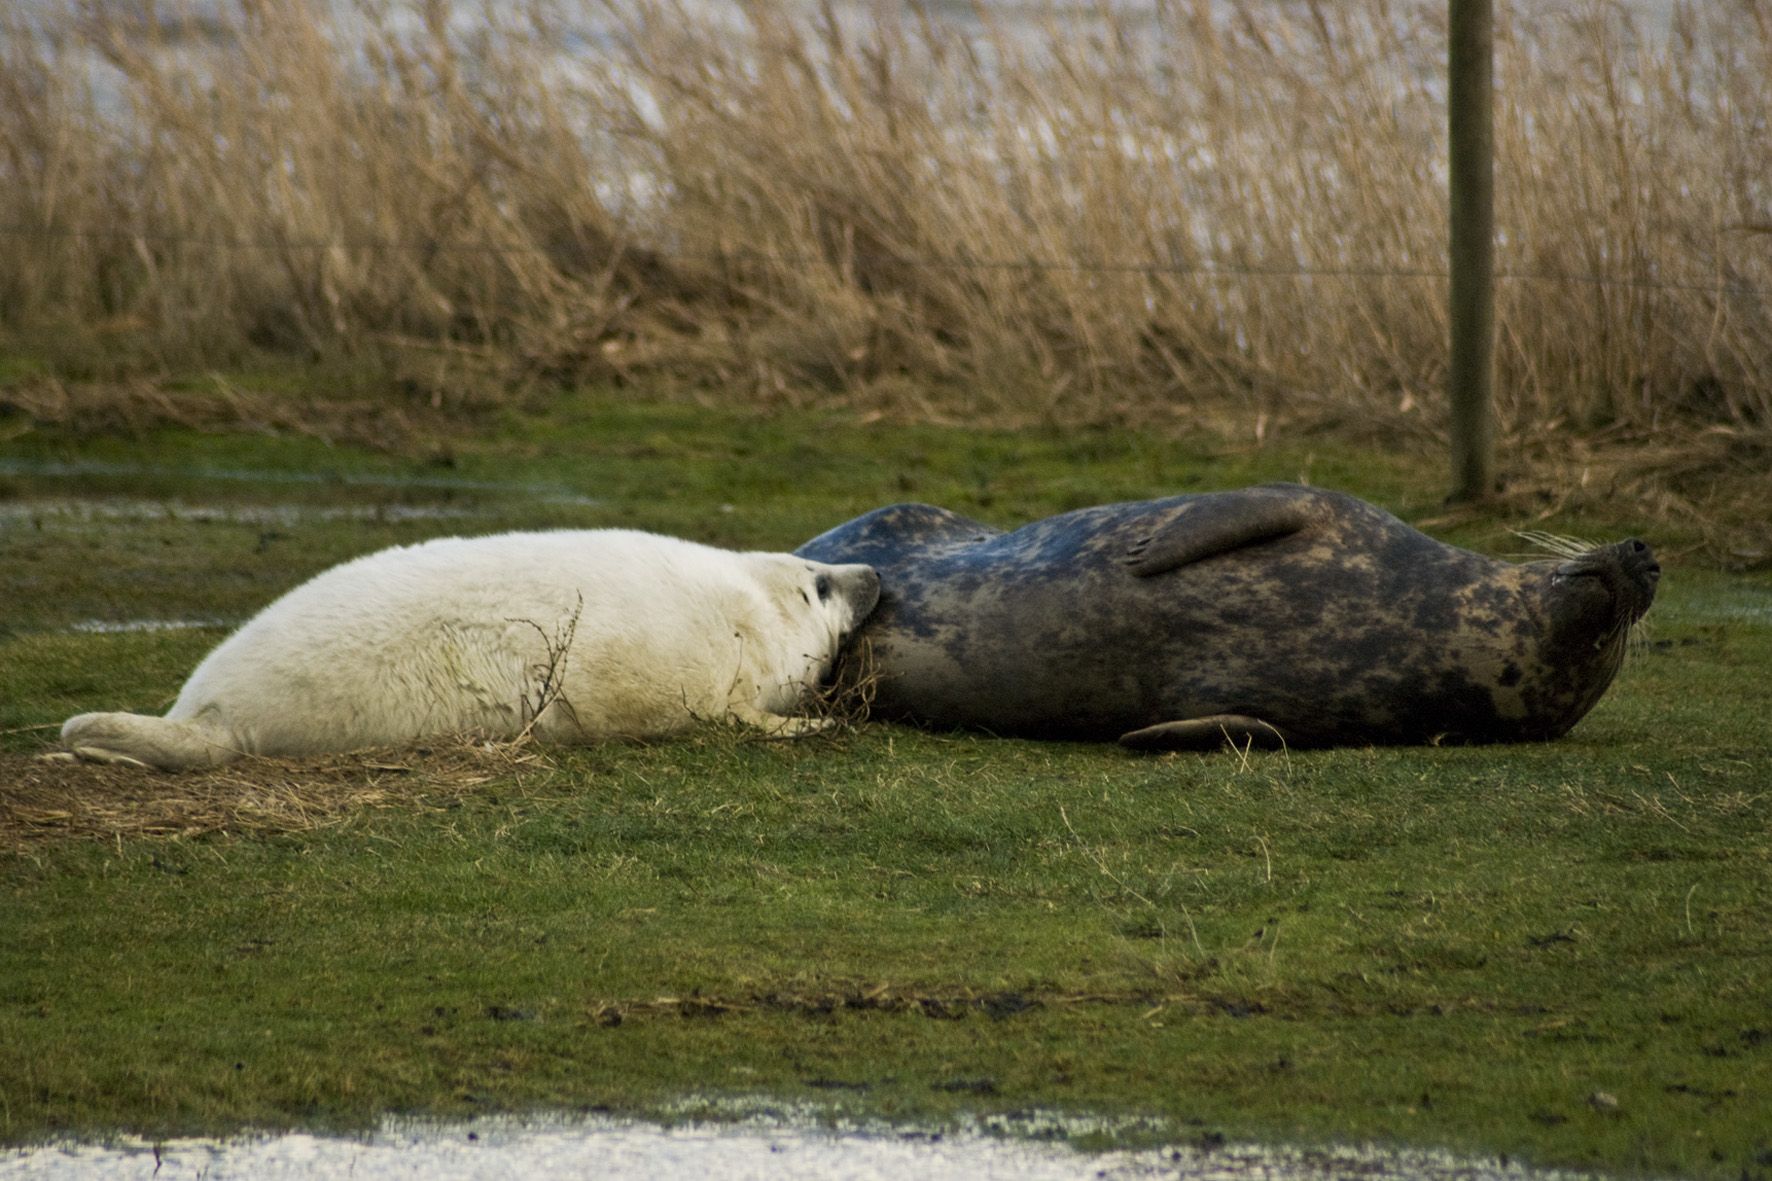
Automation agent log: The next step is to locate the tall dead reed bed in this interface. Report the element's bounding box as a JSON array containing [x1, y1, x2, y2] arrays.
[[2, 2, 1768, 496]]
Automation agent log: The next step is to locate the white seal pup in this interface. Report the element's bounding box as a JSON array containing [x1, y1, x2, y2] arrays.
[[59, 530, 880, 770]]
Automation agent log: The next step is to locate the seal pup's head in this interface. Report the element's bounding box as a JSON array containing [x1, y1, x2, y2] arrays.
[[753, 556, 881, 693]]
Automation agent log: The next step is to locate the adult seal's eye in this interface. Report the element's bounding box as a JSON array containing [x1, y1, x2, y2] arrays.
[[815, 574, 832, 602]]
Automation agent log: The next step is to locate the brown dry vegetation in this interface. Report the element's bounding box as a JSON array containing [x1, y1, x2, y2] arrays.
[[0, 741, 556, 848], [2, 1, 1769, 523]]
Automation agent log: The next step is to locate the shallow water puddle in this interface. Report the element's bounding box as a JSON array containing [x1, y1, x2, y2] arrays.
[[1654, 584, 1772, 628], [65, 618, 227, 634], [0, 1114, 1614, 1181], [1700, 593, 1772, 624]]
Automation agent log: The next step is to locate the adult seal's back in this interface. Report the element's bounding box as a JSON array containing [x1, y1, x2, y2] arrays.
[[796, 484, 1659, 750]]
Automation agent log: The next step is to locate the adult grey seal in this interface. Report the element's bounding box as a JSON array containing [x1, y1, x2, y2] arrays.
[[795, 484, 1659, 750]]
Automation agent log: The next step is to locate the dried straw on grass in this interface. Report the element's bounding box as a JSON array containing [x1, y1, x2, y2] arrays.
[[1420, 425, 1772, 566], [2, 703, 872, 851], [0, 741, 558, 852], [803, 638, 883, 732]]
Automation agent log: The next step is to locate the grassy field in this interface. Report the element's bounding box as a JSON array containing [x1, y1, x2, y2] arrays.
[[2, 376, 1769, 1177]]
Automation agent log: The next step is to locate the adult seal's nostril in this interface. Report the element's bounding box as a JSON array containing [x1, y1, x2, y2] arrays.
[[797, 484, 1659, 752], [1582, 538, 1661, 616]]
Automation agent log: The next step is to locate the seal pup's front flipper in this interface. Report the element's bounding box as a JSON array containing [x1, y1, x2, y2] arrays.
[[726, 703, 836, 738], [1122, 485, 1318, 577], [1119, 715, 1293, 752]]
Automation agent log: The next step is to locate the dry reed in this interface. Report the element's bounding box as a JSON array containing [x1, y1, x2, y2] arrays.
[[2, 1, 1768, 505], [0, 741, 559, 850]]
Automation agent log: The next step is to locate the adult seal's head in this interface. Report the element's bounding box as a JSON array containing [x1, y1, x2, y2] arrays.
[[796, 484, 1659, 750]]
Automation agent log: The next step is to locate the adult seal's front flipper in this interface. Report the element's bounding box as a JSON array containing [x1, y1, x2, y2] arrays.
[[1121, 484, 1320, 577], [1119, 715, 1294, 752]]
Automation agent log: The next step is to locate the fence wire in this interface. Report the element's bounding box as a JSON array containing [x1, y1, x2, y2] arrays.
[[1, 221, 1768, 300]]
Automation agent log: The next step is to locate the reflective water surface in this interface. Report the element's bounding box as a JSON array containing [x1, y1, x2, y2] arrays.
[[1, 1112, 1619, 1181]]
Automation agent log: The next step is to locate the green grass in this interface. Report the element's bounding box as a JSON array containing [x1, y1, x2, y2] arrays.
[[2, 380, 1770, 1177]]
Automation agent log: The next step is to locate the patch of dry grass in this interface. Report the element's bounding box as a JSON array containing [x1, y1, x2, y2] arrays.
[[2, 1, 1769, 516], [0, 741, 555, 849], [0, 712, 871, 852]]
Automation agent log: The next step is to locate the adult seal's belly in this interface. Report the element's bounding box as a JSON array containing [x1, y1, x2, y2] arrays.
[[796, 484, 1660, 750]]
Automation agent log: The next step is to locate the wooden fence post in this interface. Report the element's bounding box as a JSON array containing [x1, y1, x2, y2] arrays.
[[1448, 0, 1497, 501]]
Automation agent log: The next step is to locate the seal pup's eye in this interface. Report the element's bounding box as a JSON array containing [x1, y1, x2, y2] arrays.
[[815, 574, 832, 602]]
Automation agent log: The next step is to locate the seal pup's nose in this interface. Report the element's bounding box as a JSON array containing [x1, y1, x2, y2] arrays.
[[840, 565, 882, 621]]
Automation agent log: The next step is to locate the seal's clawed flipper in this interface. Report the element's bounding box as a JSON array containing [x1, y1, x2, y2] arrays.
[[1122, 485, 1317, 577], [1119, 715, 1293, 752]]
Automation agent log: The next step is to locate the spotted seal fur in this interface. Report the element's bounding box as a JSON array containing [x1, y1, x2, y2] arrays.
[[796, 483, 1659, 749]]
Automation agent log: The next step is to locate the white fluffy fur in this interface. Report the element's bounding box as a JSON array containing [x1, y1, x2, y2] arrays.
[[59, 530, 878, 770]]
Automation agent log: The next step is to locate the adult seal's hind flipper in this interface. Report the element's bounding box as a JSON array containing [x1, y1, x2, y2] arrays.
[[1122, 485, 1321, 577]]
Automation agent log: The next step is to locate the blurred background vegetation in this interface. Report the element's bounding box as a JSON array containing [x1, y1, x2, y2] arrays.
[[1, 0, 1767, 558]]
